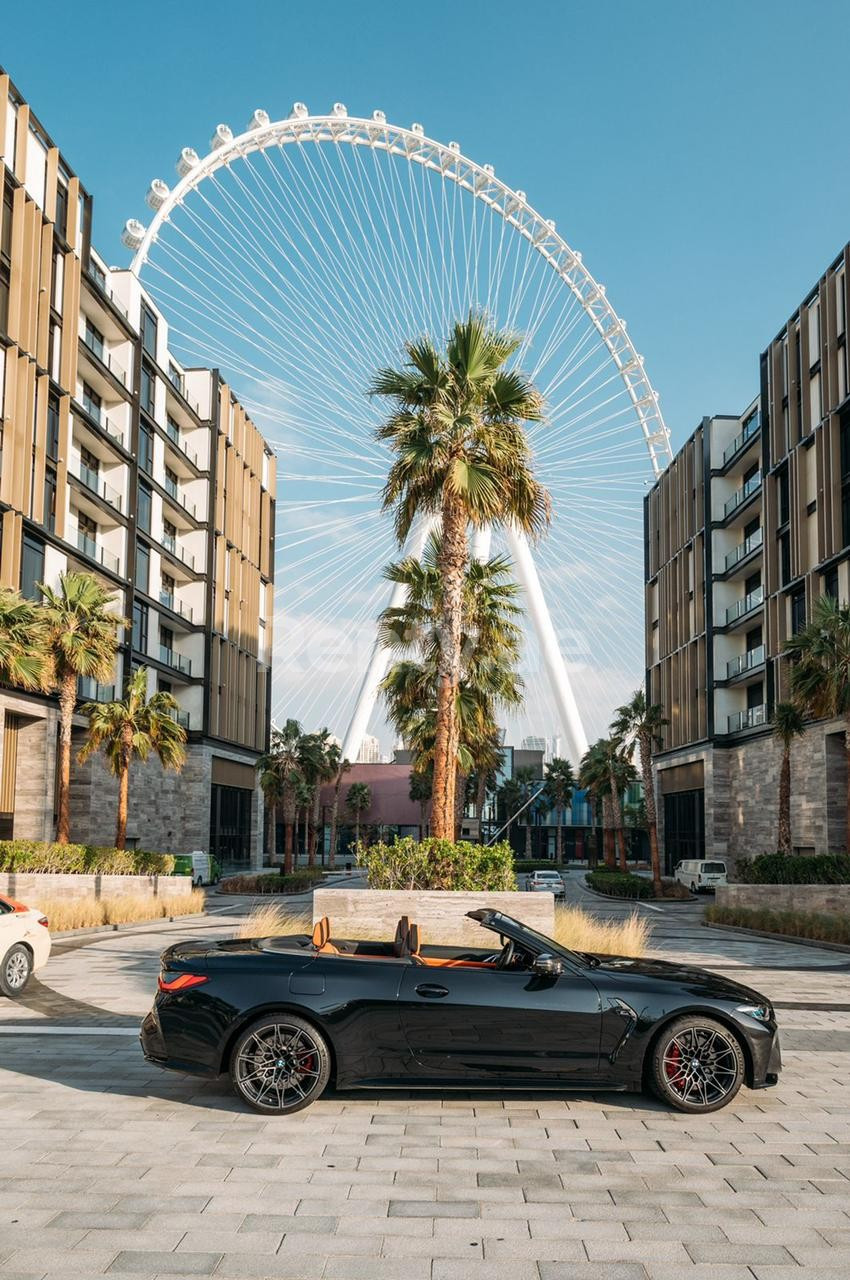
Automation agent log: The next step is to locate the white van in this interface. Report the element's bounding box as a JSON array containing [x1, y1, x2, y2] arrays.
[[674, 859, 728, 893]]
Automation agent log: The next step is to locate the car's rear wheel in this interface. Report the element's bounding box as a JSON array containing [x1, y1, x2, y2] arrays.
[[0, 944, 32, 998], [649, 1016, 745, 1113], [231, 1014, 331, 1114]]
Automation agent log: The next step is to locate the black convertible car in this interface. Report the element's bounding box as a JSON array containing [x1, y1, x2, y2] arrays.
[[141, 909, 781, 1116]]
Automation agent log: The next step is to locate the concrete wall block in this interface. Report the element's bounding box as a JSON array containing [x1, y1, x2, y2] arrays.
[[313, 889, 555, 944], [718, 882, 850, 915], [0, 871, 195, 901]]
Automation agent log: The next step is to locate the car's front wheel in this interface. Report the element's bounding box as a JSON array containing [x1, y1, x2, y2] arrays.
[[231, 1014, 331, 1114], [649, 1016, 745, 1113], [0, 944, 33, 998]]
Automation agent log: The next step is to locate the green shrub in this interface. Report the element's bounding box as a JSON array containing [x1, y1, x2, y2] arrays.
[[359, 837, 516, 891], [219, 868, 324, 895], [659, 877, 691, 900], [736, 853, 850, 885], [706, 903, 850, 945], [0, 841, 174, 876], [586, 870, 653, 899]]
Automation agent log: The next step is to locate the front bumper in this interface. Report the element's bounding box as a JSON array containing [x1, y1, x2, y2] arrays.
[[749, 1027, 782, 1089]]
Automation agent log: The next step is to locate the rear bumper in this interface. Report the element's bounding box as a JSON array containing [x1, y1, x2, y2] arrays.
[[140, 1007, 219, 1078]]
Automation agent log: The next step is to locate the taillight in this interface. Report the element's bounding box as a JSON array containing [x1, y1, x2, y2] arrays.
[[37, 917, 49, 928], [158, 973, 208, 992]]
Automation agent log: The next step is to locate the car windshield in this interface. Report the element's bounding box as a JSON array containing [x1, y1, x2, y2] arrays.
[[475, 911, 588, 967], [535, 872, 561, 879], [702, 862, 726, 874]]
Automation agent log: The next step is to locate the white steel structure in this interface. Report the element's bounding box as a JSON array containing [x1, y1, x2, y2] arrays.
[[126, 104, 673, 763]]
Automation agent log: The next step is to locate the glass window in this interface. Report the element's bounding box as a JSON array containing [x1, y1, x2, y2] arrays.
[[54, 182, 67, 241], [82, 381, 101, 420], [84, 318, 104, 360], [132, 602, 148, 653], [791, 588, 806, 636], [823, 566, 839, 602], [137, 481, 152, 532], [778, 465, 790, 525], [140, 305, 157, 358], [43, 466, 57, 533], [138, 423, 153, 474], [52, 249, 64, 311], [140, 362, 155, 416], [46, 393, 60, 460], [0, 263, 9, 335], [779, 532, 791, 587], [21, 534, 44, 600], [135, 542, 149, 594]]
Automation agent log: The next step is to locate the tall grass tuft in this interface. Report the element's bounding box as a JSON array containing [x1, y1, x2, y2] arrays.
[[32, 890, 204, 932]]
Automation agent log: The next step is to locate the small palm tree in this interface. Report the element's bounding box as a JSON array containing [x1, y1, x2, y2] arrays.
[[257, 719, 305, 875], [346, 781, 372, 850], [372, 314, 549, 839], [773, 702, 805, 856], [580, 740, 635, 870], [326, 745, 348, 869], [40, 572, 124, 844], [299, 728, 335, 867], [78, 667, 186, 850], [611, 689, 668, 895], [497, 776, 524, 841], [0, 587, 47, 691], [785, 595, 850, 851], [409, 769, 432, 838], [544, 757, 575, 864], [515, 765, 538, 859]]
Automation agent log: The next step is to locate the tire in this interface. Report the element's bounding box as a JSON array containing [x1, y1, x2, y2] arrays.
[[648, 1016, 745, 1113], [0, 944, 33, 998], [690, 882, 698, 894], [230, 1014, 331, 1115]]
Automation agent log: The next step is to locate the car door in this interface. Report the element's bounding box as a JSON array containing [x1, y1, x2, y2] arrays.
[[397, 959, 602, 1082]]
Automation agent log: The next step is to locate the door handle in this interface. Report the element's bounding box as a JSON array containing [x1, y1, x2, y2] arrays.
[[415, 983, 449, 998]]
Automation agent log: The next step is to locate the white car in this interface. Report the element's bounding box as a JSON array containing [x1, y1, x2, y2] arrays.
[[673, 860, 728, 894], [525, 869, 566, 898], [0, 895, 51, 997]]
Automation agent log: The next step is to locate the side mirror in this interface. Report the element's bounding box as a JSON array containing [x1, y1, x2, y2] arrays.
[[533, 952, 564, 977]]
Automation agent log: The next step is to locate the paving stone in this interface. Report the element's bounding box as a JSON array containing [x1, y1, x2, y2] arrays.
[[106, 1254, 221, 1275], [389, 1200, 479, 1218]]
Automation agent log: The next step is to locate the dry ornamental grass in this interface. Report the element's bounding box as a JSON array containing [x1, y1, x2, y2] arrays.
[[31, 890, 205, 932]]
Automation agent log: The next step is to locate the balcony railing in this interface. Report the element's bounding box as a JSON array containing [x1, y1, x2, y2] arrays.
[[159, 590, 194, 623], [159, 646, 192, 677], [723, 413, 761, 465], [728, 704, 767, 733], [76, 529, 120, 574], [85, 262, 129, 318], [80, 333, 129, 387], [77, 676, 115, 703], [77, 396, 126, 447], [165, 370, 202, 418], [725, 585, 764, 625], [76, 459, 123, 512], [165, 418, 200, 467], [724, 471, 762, 518], [163, 475, 197, 519], [167, 707, 191, 730], [726, 644, 766, 680], [160, 532, 196, 570], [725, 526, 763, 572]]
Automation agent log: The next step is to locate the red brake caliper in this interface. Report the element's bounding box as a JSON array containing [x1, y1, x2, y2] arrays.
[[665, 1042, 682, 1083]]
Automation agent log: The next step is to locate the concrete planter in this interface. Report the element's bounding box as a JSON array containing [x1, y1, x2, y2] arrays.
[[717, 883, 850, 915], [0, 871, 193, 903], [313, 888, 555, 944]]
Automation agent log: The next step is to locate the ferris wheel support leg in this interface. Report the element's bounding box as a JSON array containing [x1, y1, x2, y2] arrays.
[[504, 524, 589, 764], [341, 516, 437, 764], [471, 525, 492, 562]]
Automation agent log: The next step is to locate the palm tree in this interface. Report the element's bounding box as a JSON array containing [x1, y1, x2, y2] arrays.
[[77, 667, 186, 850], [773, 702, 805, 856], [579, 740, 625, 870], [295, 776, 314, 864], [346, 781, 372, 850], [409, 769, 432, 838], [372, 314, 549, 838], [515, 765, 538, 859], [0, 587, 48, 692], [39, 572, 123, 844], [299, 728, 334, 867], [257, 719, 305, 875], [544, 757, 575, 864], [327, 750, 349, 869], [497, 776, 524, 842], [611, 689, 668, 895], [785, 595, 850, 851]]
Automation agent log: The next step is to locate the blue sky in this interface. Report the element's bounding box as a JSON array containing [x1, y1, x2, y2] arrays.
[[4, 0, 849, 449]]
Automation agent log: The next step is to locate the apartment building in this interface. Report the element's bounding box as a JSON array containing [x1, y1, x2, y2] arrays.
[[645, 241, 850, 867], [0, 70, 275, 867]]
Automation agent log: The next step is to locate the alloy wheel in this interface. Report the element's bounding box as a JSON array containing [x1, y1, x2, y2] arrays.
[[5, 948, 30, 991], [233, 1022, 324, 1111], [662, 1025, 740, 1108]]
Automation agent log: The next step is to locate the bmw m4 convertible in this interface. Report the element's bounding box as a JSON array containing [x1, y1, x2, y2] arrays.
[[141, 909, 781, 1116]]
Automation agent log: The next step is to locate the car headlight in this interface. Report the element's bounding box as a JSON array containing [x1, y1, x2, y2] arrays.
[[737, 1003, 773, 1023]]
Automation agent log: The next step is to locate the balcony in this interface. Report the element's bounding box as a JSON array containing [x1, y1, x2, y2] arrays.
[[723, 414, 761, 466], [726, 644, 766, 680], [75, 459, 123, 512], [160, 532, 195, 571], [724, 471, 762, 518], [159, 590, 194, 623], [76, 530, 120, 574], [80, 333, 129, 387], [165, 418, 200, 468], [725, 585, 764, 626], [77, 676, 115, 703], [159, 645, 192, 677], [725, 526, 763, 572], [86, 262, 129, 319], [728, 704, 767, 733], [163, 474, 197, 519], [77, 395, 126, 448], [166, 368, 202, 418], [167, 707, 191, 730]]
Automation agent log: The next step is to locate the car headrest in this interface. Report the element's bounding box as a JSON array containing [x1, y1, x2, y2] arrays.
[[311, 916, 331, 949], [393, 915, 410, 957], [408, 923, 420, 956]]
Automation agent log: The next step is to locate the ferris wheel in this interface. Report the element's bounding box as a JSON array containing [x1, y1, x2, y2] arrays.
[[125, 103, 672, 763]]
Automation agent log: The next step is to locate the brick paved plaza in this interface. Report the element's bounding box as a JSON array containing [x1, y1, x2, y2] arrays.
[[0, 880, 849, 1280]]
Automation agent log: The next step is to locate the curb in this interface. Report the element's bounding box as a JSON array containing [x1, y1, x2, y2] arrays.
[[581, 882, 697, 906], [703, 920, 850, 955]]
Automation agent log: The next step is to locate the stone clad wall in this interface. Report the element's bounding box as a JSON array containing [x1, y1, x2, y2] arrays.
[[313, 889, 555, 945], [717, 883, 850, 916], [0, 871, 194, 902]]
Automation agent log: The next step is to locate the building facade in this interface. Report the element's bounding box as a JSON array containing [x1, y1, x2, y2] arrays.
[[0, 70, 275, 866], [645, 242, 850, 868]]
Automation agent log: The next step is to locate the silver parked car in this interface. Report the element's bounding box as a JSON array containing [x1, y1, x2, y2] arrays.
[[525, 869, 566, 898]]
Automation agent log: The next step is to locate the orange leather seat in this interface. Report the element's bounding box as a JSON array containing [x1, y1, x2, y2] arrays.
[[409, 923, 494, 969], [311, 916, 338, 954]]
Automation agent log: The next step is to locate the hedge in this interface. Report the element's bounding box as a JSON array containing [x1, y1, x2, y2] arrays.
[[0, 840, 174, 876], [706, 903, 850, 945], [736, 853, 850, 885], [219, 868, 325, 895], [360, 837, 516, 891], [586, 869, 654, 899]]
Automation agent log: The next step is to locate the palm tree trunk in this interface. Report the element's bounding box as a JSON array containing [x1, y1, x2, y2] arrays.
[[454, 770, 467, 839], [845, 711, 850, 857], [355, 813, 360, 848], [609, 772, 627, 871], [475, 773, 487, 842], [265, 802, 275, 865], [556, 804, 563, 864], [283, 822, 294, 876], [56, 671, 77, 844], [115, 759, 130, 850], [308, 791, 321, 867], [640, 730, 663, 895], [328, 771, 343, 870], [432, 495, 467, 840], [602, 795, 615, 869], [778, 745, 792, 855], [525, 809, 532, 859]]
